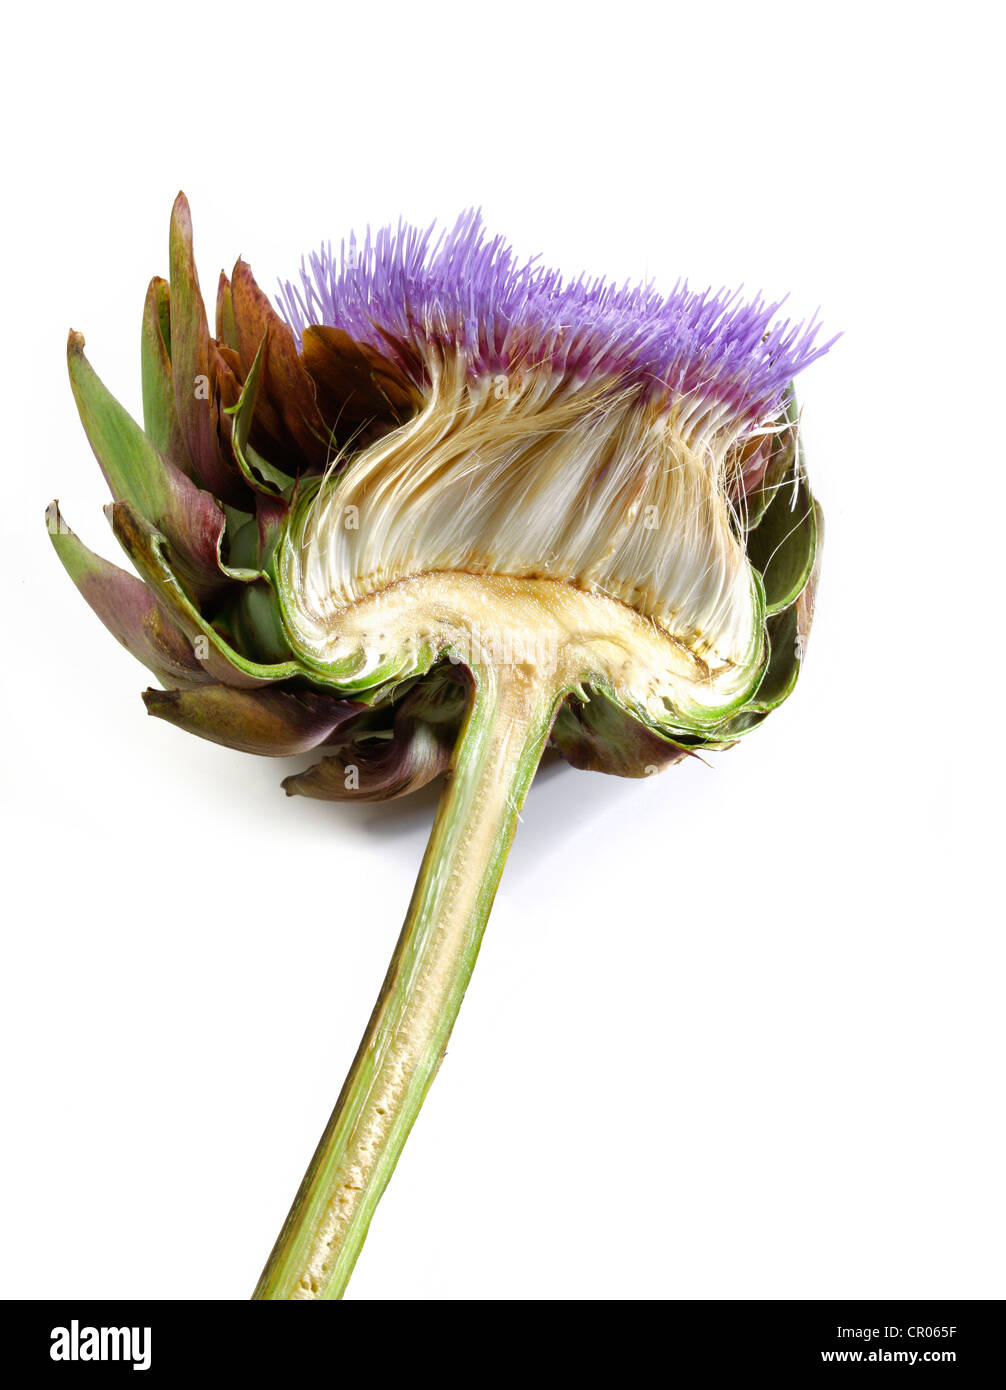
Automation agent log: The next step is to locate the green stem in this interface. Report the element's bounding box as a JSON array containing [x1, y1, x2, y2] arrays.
[[253, 659, 560, 1299]]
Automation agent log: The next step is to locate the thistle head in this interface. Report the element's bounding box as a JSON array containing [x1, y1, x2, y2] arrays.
[[51, 195, 830, 795]]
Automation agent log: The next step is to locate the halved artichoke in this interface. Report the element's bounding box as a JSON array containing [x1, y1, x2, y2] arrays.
[[51, 195, 829, 1299]]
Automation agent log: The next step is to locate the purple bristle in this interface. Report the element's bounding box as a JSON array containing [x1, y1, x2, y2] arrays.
[[277, 210, 835, 429]]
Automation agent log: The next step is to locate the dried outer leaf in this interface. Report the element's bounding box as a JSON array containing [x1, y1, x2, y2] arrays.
[[551, 686, 692, 777], [46, 502, 209, 690], [283, 720, 454, 802], [208, 337, 265, 500], [214, 341, 245, 398], [223, 342, 296, 496], [230, 258, 331, 470], [67, 331, 229, 601], [168, 194, 251, 507], [143, 684, 363, 755], [301, 325, 421, 443], [208, 337, 269, 501], [210, 339, 243, 414], [283, 669, 467, 801]]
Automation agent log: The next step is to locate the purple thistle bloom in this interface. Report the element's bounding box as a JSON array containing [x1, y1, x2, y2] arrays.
[[278, 209, 836, 436]]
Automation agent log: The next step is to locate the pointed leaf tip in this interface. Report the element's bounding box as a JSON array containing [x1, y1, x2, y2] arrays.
[[142, 684, 362, 755], [171, 190, 192, 228], [106, 499, 305, 690], [67, 338, 229, 599], [48, 502, 209, 689], [141, 276, 183, 461], [167, 193, 250, 506]]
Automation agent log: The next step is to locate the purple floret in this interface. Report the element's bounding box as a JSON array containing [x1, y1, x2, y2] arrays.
[[278, 210, 835, 429]]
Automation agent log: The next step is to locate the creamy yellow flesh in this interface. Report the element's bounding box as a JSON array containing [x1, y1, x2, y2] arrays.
[[277, 566, 760, 727]]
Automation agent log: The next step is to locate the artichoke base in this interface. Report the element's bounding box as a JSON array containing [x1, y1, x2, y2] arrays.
[[277, 565, 765, 733]]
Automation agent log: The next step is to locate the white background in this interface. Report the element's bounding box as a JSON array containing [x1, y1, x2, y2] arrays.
[[2, 0, 1002, 1300]]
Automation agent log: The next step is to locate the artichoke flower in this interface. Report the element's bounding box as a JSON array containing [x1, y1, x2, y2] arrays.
[[50, 194, 832, 1299]]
